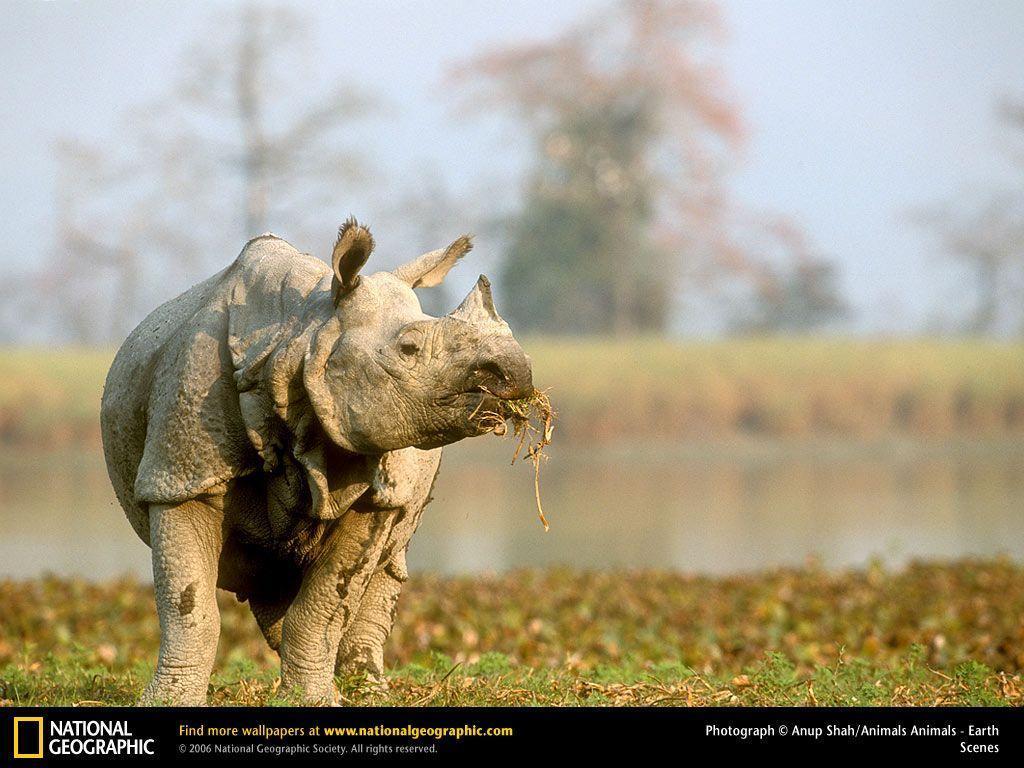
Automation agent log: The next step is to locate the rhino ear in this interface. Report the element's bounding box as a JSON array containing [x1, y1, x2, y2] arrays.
[[331, 217, 374, 305], [393, 235, 472, 289]]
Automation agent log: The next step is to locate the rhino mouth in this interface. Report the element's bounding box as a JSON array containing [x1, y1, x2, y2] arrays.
[[437, 384, 521, 408], [431, 388, 509, 435]]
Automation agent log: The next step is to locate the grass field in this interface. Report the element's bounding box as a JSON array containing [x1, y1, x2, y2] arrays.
[[2, 561, 1022, 706], [3, 339, 1024, 448]]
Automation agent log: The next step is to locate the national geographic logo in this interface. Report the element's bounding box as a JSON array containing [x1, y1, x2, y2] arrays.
[[13, 717, 43, 759], [11, 717, 156, 758]]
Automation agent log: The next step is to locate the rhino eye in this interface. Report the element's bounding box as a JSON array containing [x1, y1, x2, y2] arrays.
[[397, 329, 423, 357]]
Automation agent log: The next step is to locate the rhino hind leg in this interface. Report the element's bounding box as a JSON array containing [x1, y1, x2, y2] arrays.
[[141, 500, 225, 706], [248, 592, 294, 652], [218, 537, 301, 653], [335, 568, 403, 689]]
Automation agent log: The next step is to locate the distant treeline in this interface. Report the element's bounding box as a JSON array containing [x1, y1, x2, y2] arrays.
[[7, 2, 1021, 345], [2, 339, 1023, 450]]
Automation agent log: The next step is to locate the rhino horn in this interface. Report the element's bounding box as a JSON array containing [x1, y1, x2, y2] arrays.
[[449, 275, 510, 332]]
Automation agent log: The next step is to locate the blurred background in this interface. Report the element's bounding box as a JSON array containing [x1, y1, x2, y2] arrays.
[[2, 0, 1023, 580]]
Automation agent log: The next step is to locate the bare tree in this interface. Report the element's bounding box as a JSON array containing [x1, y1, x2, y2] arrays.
[[920, 98, 1024, 336], [724, 216, 849, 334], [47, 140, 139, 343], [163, 4, 373, 241], [921, 194, 1024, 336], [45, 3, 374, 343], [382, 172, 473, 316]]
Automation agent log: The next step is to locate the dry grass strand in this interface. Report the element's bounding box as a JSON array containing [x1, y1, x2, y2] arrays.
[[475, 388, 555, 530]]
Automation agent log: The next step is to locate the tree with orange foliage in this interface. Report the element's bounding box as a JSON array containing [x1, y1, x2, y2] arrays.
[[454, 0, 743, 334]]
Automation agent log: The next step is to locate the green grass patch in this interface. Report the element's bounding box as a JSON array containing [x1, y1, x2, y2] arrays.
[[2, 650, 1016, 707], [2, 561, 1022, 706]]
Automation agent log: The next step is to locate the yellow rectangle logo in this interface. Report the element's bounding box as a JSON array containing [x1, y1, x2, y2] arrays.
[[13, 717, 44, 759]]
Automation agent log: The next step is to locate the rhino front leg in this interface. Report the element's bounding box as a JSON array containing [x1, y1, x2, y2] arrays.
[[141, 500, 224, 706], [277, 511, 392, 704], [335, 567, 403, 688]]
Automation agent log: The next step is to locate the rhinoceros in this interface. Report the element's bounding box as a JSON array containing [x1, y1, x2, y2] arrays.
[[100, 220, 533, 704]]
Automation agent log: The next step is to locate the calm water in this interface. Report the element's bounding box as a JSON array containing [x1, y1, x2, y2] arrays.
[[1, 439, 1022, 579]]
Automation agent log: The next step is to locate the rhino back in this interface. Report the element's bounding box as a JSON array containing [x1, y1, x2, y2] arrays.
[[101, 236, 330, 545]]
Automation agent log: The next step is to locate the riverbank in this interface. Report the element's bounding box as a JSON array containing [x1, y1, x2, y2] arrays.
[[3, 339, 1024, 449]]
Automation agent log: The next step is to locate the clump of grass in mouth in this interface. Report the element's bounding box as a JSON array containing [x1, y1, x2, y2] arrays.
[[474, 389, 555, 531]]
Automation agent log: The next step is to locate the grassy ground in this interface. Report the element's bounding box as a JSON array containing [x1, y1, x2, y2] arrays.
[[3, 340, 1024, 448], [2, 561, 1022, 706]]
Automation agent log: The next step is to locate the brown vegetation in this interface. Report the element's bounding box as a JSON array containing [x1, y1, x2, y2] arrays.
[[3, 340, 1024, 449], [1, 560, 1021, 705]]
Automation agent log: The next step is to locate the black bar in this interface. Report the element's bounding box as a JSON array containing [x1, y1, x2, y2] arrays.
[[1, 706, 1020, 764]]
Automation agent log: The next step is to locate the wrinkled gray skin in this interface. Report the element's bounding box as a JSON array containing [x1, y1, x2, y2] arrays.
[[100, 221, 532, 705]]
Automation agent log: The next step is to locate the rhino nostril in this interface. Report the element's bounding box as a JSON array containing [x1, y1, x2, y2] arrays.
[[475, 360, 507, 386]]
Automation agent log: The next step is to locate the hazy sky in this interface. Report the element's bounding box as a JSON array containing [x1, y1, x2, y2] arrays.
[[2, 0, 1022, 333]]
